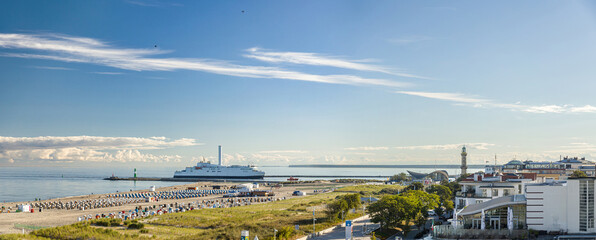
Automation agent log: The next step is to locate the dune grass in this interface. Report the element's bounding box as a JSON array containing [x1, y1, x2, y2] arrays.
[[1, 185, 381, 240], [136, 191, 360, 239], [335, 184, 404, 196]]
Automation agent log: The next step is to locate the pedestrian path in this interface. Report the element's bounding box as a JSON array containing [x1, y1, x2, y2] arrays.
[[298, 215, 379, 240]]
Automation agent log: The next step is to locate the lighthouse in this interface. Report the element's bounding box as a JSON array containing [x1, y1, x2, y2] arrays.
[[461, 146, 468, 175]]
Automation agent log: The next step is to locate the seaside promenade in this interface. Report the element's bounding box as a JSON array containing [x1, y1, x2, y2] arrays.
[[299, 215, 379, 240]]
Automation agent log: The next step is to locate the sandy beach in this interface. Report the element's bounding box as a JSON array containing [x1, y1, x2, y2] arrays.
[[0, 180, 351, 234]]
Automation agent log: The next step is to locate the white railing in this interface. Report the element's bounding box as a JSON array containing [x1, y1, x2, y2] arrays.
[[433, 225, 528, 239]]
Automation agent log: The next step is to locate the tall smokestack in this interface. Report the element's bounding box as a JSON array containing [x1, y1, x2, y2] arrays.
[[218, 145, 222, 166]]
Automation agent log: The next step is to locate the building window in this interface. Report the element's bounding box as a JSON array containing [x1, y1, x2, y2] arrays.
[[492, 189, 498, 197], [579, 180, 594, 231]]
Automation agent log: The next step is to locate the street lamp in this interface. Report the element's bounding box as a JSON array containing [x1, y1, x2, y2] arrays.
[[312, 207, 317, 237], [273, 229, 278, 240]]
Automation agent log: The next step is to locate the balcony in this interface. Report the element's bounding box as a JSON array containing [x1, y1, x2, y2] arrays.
[[456, 191, 476, 198], [456, 191, 491, 198]]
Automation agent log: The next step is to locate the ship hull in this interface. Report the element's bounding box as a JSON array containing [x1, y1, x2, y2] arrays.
[[173, 175, 264, 179]]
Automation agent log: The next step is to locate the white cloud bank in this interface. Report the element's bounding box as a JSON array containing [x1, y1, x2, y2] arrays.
[[0, 136, 198, 163], [0, 33, 408, 88], [397, 91, 596, 113]]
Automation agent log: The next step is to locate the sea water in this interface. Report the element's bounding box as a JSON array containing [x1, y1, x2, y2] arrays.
[[0, 166, 482, 202]]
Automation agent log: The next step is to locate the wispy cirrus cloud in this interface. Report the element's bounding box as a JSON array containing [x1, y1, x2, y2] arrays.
[[547, 142, 596, 154], [257, 150, 307, 154], [344, 146, 390, 151], [0, 33, 408, 88], [245, 47, 431, 80], [397, 90, 596, 114], [31, 66, 73, 71], [92, 71, 124, 75], [345, 143, 494, 151], [394, 143, 495, 150], [0, 136, 198, 163]]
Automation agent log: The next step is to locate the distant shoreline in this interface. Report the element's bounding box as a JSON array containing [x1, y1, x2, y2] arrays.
[[289, 164, 485, 168]]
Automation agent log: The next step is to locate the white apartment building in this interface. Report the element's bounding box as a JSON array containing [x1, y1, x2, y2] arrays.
[[455, 172, 536, 209], [525, 178, 595, 233]]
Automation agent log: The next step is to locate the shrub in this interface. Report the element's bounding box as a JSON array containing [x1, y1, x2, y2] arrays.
[[139, 229, 149, 233], [92, 218, 122, 227], [123, 220, 138, 226], [128, 222, 145, 229], [277, 226, 294, 240]]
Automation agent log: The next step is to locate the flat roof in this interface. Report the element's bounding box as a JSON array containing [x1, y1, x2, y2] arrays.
[[459, 195, 526, 216], [478, 186, 515, 188], [526, 181, 567, 186]]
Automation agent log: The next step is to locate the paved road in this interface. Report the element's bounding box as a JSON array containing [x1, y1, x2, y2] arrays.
[[313, 215, 379, 240], [400, 216, 438, 239]]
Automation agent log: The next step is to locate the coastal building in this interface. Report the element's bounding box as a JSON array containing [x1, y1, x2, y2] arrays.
[[448, 156, 596, 236], [557, 157, 596, 176], [525, 178, 596, 234], [456, 194, 527, 230], [455, 172, 537, 210], [452, 177, 596, 235], [495, 157, 594, 179], [407, 170, 450, 182]]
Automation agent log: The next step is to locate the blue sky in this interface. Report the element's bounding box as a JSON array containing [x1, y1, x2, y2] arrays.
[[2, 0, 596, 167]]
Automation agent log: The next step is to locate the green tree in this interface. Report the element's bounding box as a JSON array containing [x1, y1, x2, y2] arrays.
[[425, 185, 454, 216], [400, 190, 440, 227], [378, 187, 401, 195], [326, 199, 348, 220], [405, 182, 424, 191], [390, 173, 409, 182], [326, 193, 361, 220], [367, 195, 417, 230], [367, 190, 439, 230], [456, 173, 473, 182], [343, 193, 362, 210], [571, 170, 588, 178], [441, 180, 461, 197]]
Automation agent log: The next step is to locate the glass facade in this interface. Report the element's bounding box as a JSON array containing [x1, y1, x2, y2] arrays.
[[462, 205, 526, 230], [579, 179, 594, 232]]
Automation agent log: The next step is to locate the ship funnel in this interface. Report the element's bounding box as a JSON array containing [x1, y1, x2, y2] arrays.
[[218, 145, 222, 166]]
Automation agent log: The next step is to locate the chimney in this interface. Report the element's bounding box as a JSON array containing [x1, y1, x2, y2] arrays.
[[218, 145, 222, 166]]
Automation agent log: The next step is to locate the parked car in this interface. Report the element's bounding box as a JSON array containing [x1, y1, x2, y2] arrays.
[[427, 210, 437, 217], [292, 191, 306, 196]]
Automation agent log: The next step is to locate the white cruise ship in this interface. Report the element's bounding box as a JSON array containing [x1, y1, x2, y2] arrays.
[[173, 146, 265, 179]]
